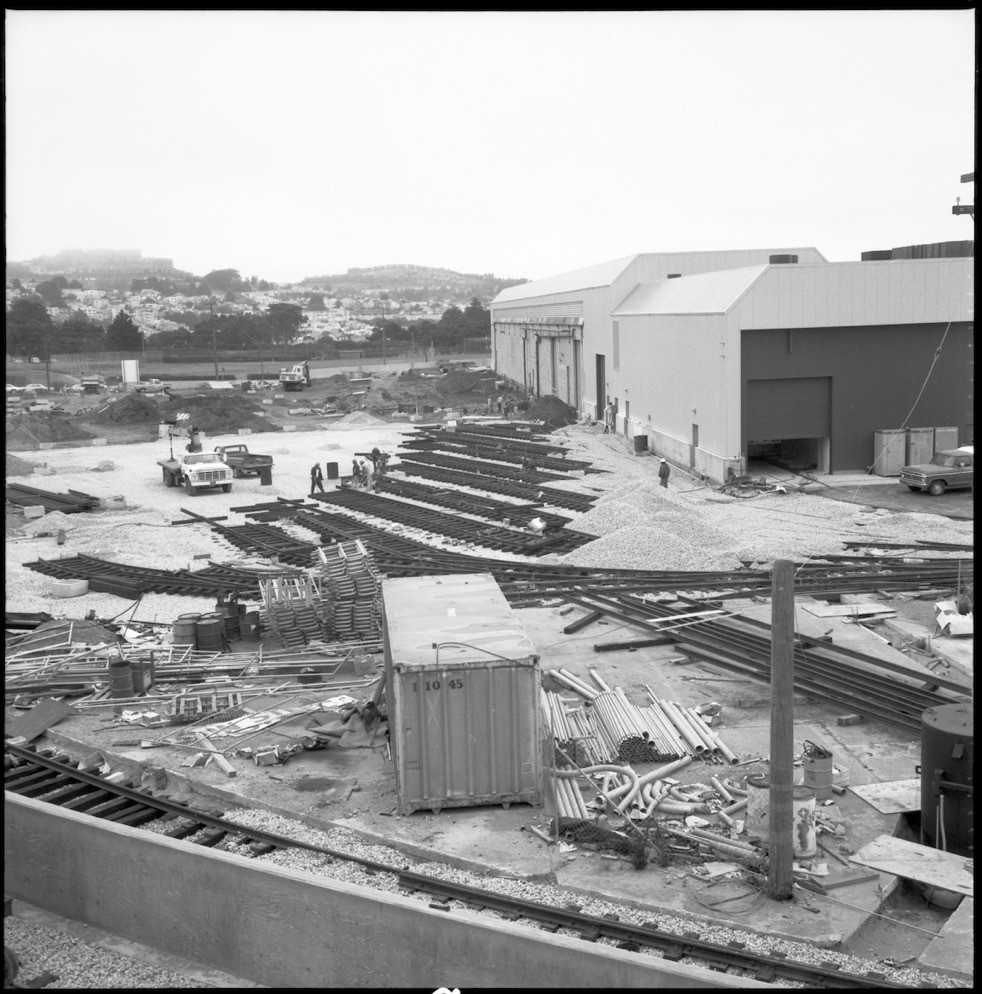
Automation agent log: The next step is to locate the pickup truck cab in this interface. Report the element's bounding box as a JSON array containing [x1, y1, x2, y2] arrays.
[[213, 444, 274, 478], [900, 445, 973, 496], [158, 451, 233, 495]]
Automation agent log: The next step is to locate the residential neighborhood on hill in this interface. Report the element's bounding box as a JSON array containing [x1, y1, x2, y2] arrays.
[[4, 252, 517, 355]]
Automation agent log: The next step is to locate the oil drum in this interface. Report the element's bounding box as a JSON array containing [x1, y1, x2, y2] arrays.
[[108, 658, 134, 699], [221, 603, 241, 641], [920, 702, 973, 857], [195, 613, 224, 652], [173, 614, 200, 648]]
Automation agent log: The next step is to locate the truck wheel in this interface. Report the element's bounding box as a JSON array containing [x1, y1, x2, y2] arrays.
[[163, 468, 174, 487], [928, 480, 946, 496], [184, 479, 195, 495], [222, 484, 232, 493]]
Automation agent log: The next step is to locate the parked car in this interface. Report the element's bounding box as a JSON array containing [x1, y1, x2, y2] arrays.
[[11, 357, 25, 363], [24, 383, 49, 392], [29, 357, 41, 364], [900, 446, 974, 495]]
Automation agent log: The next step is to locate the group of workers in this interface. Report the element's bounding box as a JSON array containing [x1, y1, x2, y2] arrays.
[[309, 447, 390, 495]]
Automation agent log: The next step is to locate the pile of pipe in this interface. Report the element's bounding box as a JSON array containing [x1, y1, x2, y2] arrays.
[[548, 760, 760, 865], [545, 667, 739, 765]]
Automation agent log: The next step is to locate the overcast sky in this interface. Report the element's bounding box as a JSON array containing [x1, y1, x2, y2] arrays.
[[5, 9, 976, 285]]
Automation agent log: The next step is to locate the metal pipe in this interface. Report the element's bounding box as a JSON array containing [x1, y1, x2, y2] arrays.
[[550, 669, 597, 700], [659, 700, 705, 755], [615, 756, 693, 813], [588, 667, 612, 693], [710, 776, 734, 803], [558, 668, 601, 700]]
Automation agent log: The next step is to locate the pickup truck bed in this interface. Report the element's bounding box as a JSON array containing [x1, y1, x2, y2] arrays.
[[214, 444, 274, 478]]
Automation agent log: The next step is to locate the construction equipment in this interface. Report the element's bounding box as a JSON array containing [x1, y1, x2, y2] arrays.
[[279, 360, 311, 392]]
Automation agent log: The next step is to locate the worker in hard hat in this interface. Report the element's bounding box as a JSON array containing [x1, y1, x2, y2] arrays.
[[658, 458, 671, 489]]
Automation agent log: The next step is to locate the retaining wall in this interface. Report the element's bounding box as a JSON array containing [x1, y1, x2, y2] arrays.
[[5, 793, 762, 988]]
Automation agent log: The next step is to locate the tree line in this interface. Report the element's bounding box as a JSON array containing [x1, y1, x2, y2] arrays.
[[5, 294, 491, 359]]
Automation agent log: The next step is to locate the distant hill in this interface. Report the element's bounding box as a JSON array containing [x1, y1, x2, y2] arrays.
[[300, 264, 528, 302]]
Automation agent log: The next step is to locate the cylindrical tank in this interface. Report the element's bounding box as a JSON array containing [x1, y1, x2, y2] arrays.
[[195, 613, 224, 652], [920, 703, 973, 857], [173, 614, 199, 648], [108, 658, 134, 699], [221, 603, 241, 641]]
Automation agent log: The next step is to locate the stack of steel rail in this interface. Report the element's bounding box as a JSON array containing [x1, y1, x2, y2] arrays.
[[404, 433, 600, 473], [6, 483, 102, 513]]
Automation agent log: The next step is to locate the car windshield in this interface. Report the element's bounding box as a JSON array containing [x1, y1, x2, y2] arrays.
[[185, 453, 223, 465], [929, 453, 957, 468]]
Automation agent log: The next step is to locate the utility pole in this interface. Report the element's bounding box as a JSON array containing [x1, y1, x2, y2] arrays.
[[767, 559, 795, 900], [209, 298, 219, 379]]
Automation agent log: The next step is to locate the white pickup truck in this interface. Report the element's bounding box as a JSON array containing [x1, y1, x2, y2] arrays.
[[157, 451, 233, 495]]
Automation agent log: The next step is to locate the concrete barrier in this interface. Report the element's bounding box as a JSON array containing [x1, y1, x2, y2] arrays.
[[39, 442, 56, 450], [91, 438, 108, 446], [5, 793, 760, 989]]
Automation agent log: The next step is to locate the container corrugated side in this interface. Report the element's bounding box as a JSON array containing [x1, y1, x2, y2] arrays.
[[381, 574, 546, 815], [390, 655, 546, 815]]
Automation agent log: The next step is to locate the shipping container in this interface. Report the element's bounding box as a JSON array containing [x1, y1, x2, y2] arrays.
[[873, 428, 905, 476], [382, 573, 547, 815], [933, 427, 960, 452], [906, 427, 934, 466]]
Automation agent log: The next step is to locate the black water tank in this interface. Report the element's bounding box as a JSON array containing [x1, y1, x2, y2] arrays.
[[920, 702, 973, 857]]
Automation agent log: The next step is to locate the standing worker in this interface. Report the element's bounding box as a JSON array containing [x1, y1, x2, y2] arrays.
[[351, 458, 363, 488], [496, 395, 504, 415], [310, 462, 325, 495], [362, 458, 375, 492], [658, 458, 671, 489]]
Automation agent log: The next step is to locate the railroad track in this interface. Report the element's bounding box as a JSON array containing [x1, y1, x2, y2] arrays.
[[3, 743, 916, 989], [394, 449, 574, 484], [403, 436, 600, 473], [309, 488, 594, 556], [395, 459, 599, 511], [22, 554, 307, 599]]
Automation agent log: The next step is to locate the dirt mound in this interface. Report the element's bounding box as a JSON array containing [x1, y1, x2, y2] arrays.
[[335, 411, 387, 426], [434, 370, 489, 397], [168, 394, 282, 435], [5, 453, 40, 477], [89, 393, 163, 425], [6, 413, 96, 447], [524, 395, 577, 430]]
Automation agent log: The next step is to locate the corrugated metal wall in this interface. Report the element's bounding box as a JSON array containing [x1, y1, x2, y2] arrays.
[[741, 322, 974, 471]]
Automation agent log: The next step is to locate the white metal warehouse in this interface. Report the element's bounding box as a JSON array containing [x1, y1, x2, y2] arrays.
[[490, 249, 973, 482]]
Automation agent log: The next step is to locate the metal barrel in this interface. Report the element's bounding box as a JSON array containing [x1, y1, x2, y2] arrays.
[[108, 658, 134, 699], [221, 604, 241, 641], [173, 614, 200, 648], [195, 613, 224, 652]]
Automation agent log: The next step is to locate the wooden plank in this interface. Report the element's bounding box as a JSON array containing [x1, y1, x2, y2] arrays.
[[800, 603, 895, 618], [849, 779, 921, 814], [850, 835, 973, 897], [6, 697, 77, 742], [194, 734, 237, 778]]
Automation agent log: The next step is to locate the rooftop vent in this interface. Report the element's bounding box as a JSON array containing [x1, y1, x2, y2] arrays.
[[769, 254, 798, 264], [667, 273, 682, 279]]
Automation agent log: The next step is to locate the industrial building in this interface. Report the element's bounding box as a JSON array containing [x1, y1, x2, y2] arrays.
[[490, 247, 973, 482]]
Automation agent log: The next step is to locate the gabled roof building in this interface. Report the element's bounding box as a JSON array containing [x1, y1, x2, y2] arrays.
[[490, 247, 972, 482]]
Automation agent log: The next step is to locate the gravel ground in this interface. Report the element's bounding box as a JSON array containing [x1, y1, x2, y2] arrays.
[[3, 914, 216, 988], [4, 420, 972, 987]]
